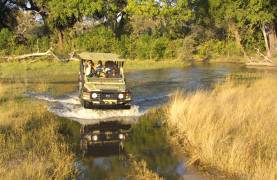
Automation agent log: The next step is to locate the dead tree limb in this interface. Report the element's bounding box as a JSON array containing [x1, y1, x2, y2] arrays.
[[254, 48, 273, 63], [246, 48, 275, 66], [0, 48, 66, 62]]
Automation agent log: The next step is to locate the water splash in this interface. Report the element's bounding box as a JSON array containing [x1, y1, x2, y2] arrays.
[[26, 92, 142, 124]]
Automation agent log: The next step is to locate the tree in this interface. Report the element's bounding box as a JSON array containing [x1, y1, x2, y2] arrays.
[[208, 0, 276, 57], [125, 0, 194, 38], [0, 0, 17, 29]]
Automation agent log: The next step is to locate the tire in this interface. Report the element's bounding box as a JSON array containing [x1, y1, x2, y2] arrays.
[[123, 104, 131, 109], [83, 101, 91, 109], [80, 139, 88, 156], [78, 81, 83, 98]]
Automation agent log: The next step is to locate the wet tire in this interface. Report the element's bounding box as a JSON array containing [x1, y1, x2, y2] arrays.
[[83, 101, 91, 109], [80, 139, 88, 156], [78, 80, 83, 98], [124, 104, 131, 109], [80, 125, 85, 135]]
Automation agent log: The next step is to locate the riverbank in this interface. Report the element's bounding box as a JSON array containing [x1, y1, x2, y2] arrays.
[[166, 76, 277, 179], [0, 59, 187, 78], [125, 59, 189, 71], [0, 56, 248, 79]]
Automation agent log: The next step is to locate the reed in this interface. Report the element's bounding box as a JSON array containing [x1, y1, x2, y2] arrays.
[[166, 77, 277, 179]]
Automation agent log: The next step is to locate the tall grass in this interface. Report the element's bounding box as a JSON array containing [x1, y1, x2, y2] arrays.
[[166, 77, 277, 179], [0, 83, 76, 179]]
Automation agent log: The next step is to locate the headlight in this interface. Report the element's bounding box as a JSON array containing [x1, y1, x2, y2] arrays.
[[91, 93, 98, 99], [118, 133, 124, 140], [92, 135, 98, 141], [118, 93, 124, 99]]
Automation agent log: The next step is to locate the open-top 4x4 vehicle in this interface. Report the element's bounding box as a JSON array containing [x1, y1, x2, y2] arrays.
[[78, 53, 132, 109]]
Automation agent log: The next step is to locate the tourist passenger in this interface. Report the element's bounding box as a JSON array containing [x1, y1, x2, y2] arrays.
[[96, 60, 105, 77], [113, 64, 120, 77], [104, 61, 113, 77], [85, 60, 95, 77], [96, 60, 103, 70]]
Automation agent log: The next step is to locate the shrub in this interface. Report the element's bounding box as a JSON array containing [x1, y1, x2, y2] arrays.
[[151, 37, 168, 60], [133, 35, 170, 60], [197, 39, 243, 57], [116, 35, 133, 58], [75, 26, 118, 53], [0, 28, 14, 55], [197, 39, 225, 57], [134, 34, 152, 59]]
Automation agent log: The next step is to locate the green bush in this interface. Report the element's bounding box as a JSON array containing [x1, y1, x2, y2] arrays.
[[224, 40, 242, 56], [198, 39, 226, 57], [197, 38, 244, 58], [151, 37, 168, 60], [0, 28, 14, 55], [134, 34, 152, 59], [75, 26, 118, 53], [133, 35, 170, 60], [116, 35, 133, 58]]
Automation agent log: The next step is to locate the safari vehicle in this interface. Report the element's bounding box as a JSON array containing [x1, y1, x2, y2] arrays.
[[78, 53, 132, 109]]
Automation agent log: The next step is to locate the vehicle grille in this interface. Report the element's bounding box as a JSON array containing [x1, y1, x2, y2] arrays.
[[100, 93, 118, 100]]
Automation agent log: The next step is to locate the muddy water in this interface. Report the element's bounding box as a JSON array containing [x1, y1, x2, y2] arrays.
[[1, 63, 272, 179]]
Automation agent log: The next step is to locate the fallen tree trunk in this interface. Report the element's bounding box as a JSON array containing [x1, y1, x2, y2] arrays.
[[0, 48, 67, 62], [246, 48, 276, 67]]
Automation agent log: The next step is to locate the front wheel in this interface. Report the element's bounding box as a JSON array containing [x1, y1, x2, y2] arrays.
[[80, 139, 88, 157], [83, 101, 91, 109]]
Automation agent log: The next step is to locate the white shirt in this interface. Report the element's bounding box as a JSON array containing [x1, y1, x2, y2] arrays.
[[85, 65, 92, 76]]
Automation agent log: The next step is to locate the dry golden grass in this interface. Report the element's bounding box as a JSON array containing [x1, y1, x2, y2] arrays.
[[0, 83, 76, 179], [166, 77, 277, 179]]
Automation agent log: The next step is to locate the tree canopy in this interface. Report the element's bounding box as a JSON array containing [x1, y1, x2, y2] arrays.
[[0, 0, 276, 59]]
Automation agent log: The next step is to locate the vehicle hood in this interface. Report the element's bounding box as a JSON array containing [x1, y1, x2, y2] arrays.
[[84, 82, 126, 92]]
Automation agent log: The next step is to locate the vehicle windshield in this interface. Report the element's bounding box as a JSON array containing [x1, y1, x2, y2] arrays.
[[83, 60, 123, 80]]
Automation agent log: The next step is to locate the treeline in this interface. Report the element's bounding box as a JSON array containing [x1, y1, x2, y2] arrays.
[[0, 0, 276, 60]]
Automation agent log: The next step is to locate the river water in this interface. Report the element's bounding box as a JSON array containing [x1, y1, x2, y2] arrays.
[[3, 63, 275, 179], [27, 63, 258, 123]]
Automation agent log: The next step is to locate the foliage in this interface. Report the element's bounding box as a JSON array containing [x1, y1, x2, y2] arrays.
[[0, 0, 276, 60], [75, 26, 118, 53], [0, 28, 14, 54]]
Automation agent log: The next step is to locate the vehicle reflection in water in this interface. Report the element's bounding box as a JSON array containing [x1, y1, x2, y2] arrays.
[[79, 119, 133, 156], [78, 118, 134, 180], [77, 115, 201, 180]]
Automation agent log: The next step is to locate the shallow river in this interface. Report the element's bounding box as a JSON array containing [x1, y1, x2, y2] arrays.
[[27, 63, 260, 122], [4, 63, 276, 179]]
